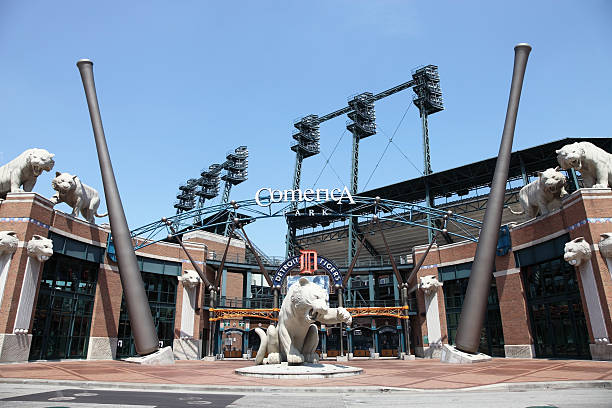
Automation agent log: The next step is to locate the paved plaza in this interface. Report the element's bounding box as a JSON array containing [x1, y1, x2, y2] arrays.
[[1, 358, 612, 391]]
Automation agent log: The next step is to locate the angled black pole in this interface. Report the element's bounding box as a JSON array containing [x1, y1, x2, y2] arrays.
[[454, 44, 531, 354], [77, 59, 159, 355]]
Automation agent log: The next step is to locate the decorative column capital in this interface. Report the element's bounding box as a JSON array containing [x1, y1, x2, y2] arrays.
[[26, 235, 53, 262], [563, 237, 592, 267], [0, 231, 19, 257], [419, 275, 443, 296], [599, 233, 612, 259], [178, 270, 201, 288]]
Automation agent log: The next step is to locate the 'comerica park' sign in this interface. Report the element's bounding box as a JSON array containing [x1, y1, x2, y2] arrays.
[[255, 187, 355, 207], [272, 255, 343, 288]]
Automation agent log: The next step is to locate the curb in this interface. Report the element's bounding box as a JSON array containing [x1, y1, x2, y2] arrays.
[[1, 378, 611, 393]]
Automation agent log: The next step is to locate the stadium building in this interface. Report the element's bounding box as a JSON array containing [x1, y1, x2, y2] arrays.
[[0, 137, 611, 363]]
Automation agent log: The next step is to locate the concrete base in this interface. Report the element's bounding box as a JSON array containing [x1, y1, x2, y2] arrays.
[[399, 352, 415, 360], [423, 344, 443, 359], [0, 333, 32, 362], [336, 355, 348, 362], [202, 356, 216, 362], [172, 338, 201, 360], [590, 343, 612, 361], [504, 344, 535, 359], [440, 344, 492, 364], [370, 352, 380, 359], [321, 353, 327, 359], [124, 346, 175, 365], [236, 362, 362, 379], [87, 337, 117, 360]]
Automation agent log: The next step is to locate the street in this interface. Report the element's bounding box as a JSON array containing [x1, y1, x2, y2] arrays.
[[0, 384, 611, 408]]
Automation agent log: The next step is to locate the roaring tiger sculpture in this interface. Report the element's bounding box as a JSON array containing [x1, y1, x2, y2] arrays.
[[50, 171, 107, 223], [0, 231, 19, 257], [509, 168, 567, 219], [0, 148, 55, 199], [255, 277, 352, 365], [563, 237, 592, 267], [556, 141, 612, 189]]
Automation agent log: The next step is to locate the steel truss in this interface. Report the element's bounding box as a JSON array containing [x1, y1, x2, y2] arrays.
[[119, 196, 482, 259]]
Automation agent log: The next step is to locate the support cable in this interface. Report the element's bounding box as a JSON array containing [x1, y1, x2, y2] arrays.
[[312, 129, 347, 188], [363, 102, 413, 190], [376, 124, 424, 176]]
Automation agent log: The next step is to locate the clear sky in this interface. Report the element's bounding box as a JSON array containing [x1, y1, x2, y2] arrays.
[[1, 1, 611, 256]]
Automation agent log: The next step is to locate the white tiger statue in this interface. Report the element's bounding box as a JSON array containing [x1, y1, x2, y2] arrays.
[[50, 171, 107, 223], [26, 235, 53, 262], [556, 141, 612, 188], [564, 237, 592, 267], [419, 275, 443, 296], [599, 233, 612, 259], [510, 168, 567, 219], [0, 148, 55, 199], [255, 277, 352, 365], [0, 231, 19, 256]]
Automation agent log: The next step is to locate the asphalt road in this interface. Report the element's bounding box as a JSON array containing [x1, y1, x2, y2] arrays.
[[1, 384, 611, 407]]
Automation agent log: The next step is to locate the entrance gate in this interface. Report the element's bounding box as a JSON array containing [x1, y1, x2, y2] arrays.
[[29, 254, 98, 360], [523, 257, 590, 359]]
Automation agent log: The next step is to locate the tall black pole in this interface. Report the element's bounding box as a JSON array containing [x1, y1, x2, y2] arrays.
[[454, 44, 531, 354], [77, 59, 159, 356]]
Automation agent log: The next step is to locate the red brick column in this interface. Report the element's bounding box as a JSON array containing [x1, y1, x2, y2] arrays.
[[0, 193, 54, 362], [494, 252, 534, 358]]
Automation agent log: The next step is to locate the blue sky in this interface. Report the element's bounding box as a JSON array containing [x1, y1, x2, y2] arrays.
[[1, 1, 611, 255]]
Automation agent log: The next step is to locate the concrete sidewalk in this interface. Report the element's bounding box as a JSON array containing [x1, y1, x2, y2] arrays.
[[1, 358, 611, 391]]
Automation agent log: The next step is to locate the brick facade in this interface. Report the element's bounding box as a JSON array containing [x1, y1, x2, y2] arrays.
[[0, 192, 245, 362]]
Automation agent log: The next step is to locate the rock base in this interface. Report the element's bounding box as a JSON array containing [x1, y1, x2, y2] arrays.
[[124, 346, 175, 365], [336, 355, 348, 362], [236, 362, 362, 379], [399, 352, 415, 360], [440, 344, 492, 364], [202, 356, 216, 362], [590, 343, 612, 361]]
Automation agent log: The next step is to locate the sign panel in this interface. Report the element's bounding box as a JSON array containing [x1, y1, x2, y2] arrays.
[[287, 275, 330, 293], [273, 253, 342, 288]]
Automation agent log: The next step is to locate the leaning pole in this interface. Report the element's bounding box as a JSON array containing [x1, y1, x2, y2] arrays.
[[454, 44, 531, 354], [77, 59, 160, 356]]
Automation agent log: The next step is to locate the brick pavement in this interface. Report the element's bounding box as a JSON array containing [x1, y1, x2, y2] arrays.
[[1, 359, 612, 390]]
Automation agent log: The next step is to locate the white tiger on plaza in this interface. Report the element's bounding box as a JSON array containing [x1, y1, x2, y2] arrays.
[[255, 277, 352, 365]]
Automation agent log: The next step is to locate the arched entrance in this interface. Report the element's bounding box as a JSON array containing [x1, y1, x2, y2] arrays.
[[352, 327, 374, 357], [378, 326, 399, 357]]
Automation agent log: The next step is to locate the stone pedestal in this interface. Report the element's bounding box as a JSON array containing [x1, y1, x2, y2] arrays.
[[236, 362, 362, 379], [590, 343, 612, 361], [87, 337, 117, 360], [504, 344, 535, 358], [336, 355, 348, 362], [173, 338, 201, 360], [202, 356, 216, 362], [440, 344, 492, 364], [0, 333, 32, 362], [124, 346, 175, 365], [399, 352, 415, 360]]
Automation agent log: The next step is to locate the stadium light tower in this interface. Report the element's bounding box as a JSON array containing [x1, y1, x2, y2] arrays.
[[193, 163, 222, 224], [221, 146, 249, 235], [412, 65, 444, 242], [174, 178, 198, 229], [286, 115, 321, 256], [412, 65, 444, 176], [346, 92, 376, 263]]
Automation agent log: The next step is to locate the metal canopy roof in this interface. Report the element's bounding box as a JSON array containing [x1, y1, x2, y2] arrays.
[[290, 137, 611, 230]]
